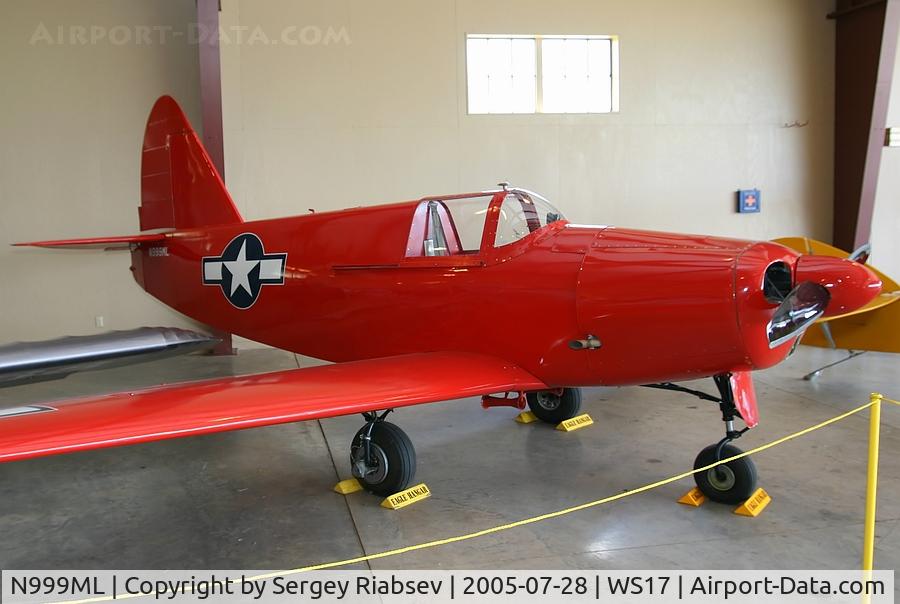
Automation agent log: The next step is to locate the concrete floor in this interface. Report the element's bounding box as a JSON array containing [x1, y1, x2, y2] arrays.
[[1, 345, 898, 572]]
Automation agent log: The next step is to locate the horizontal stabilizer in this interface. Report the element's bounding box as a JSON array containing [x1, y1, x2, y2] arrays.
[[12, 233, 167, 250]]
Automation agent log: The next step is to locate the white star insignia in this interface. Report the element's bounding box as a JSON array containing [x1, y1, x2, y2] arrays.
[[222, 241, 259, 297]]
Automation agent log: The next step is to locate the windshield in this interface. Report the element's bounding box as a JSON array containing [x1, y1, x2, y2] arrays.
[[494, 190, 565, 247]]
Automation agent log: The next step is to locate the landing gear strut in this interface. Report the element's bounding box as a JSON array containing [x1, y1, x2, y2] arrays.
[[644, 374, 757, 504], [350, 410, 416, 496]]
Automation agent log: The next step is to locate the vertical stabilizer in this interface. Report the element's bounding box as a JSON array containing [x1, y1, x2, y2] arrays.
[[139, 95, 243, 231]]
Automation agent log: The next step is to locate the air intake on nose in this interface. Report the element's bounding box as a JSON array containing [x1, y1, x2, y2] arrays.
[[763, 261, 793, 303]]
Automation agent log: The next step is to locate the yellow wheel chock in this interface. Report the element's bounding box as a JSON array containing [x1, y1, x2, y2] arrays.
[[678, 486, 771, 517], [333, 478, 363, 495]]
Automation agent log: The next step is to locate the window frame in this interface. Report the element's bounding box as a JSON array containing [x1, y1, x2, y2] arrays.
[[403, 190, 568, 268], [403, 192, 500, 267], [465, 33, 620, 115]]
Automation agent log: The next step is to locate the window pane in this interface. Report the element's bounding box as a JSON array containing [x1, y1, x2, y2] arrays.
[[408, 196, 493, 257], [467, 38, 488, 78], [510, 38, 536, 113], [486, 38, 512, 113], [494, 192, 566, 247], [466, 38, 489, 113], [542, 74, 564, 113], [468, 34, 614, 115], [494, 195, 531, 247], [564, 38, 588, 78], [565, 38, 589, 113], [466, 36, 537, 114], [487, 38, 512, 77], [587, 39, 612, 112], [511, 39, 536, 77], [587, 39, 612, 79], [541, 39, 565, 113], [445, 197, 492, 251], [541, 39, 564, 78], [541, 36, 614, 114], [511, 76, 536, 113]]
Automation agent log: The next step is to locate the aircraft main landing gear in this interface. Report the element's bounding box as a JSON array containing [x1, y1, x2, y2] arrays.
[[644, 374, 757, 504], [350, 410, 416, 496], [526, 387, 582, 424]]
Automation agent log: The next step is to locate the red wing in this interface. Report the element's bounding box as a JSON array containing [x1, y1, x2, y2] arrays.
[[0, 353, 545, 463]]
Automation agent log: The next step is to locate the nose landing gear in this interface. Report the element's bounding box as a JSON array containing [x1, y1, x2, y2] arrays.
[[350, 410, 416, 496], [693, 442, 757, 504], [644, 373, 758, 504], [691, 374, 757, 503]]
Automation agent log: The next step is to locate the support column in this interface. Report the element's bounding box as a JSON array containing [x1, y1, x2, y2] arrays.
[[197, 0, 235, 355], [830, 0, 900, 251]]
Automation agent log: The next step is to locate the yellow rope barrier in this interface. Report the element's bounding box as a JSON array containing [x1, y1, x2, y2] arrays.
[[54, 396, 891, 604], [248, 399, 876, 579]]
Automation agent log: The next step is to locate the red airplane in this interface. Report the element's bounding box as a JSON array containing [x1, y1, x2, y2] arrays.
[[3, 96, 882, 504]]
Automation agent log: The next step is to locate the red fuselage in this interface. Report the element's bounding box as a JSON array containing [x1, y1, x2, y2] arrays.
[[130, 190, 879, 388]]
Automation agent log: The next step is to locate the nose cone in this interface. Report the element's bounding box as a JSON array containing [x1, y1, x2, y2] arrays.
[[795, 255, 882, 316]]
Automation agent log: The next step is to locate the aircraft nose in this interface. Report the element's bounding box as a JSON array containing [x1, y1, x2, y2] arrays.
[[795, 255, 882, 316]]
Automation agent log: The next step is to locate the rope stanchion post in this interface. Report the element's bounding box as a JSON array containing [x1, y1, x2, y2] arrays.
[[862, 393, 882, 603]]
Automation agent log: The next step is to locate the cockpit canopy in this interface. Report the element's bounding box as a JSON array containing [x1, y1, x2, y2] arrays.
[[406, 188, 565, 258]]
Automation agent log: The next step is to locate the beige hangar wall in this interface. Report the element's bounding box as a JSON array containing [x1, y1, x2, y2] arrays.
[[220, 0, 835, 241], [0, 0, 202, 342], [1, 0, 837, 344], [870, 29, 900, 280]]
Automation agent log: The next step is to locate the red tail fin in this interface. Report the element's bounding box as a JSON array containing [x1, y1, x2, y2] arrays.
[[140, 96, 243, 231]]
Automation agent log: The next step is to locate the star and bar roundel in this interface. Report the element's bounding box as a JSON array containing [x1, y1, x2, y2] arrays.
[[202, 233, 287, 309]]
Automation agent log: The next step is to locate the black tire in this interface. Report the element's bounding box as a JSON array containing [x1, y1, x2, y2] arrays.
[[693, 443, 757, 504], [350, 421, 416, 496], [526, 388, 582, 424]]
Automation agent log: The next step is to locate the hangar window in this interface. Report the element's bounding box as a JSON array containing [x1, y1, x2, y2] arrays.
[[466, 35, 618, 114]]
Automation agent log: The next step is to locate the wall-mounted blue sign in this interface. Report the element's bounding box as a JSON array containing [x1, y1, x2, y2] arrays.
[[738, 189, 760, 213]]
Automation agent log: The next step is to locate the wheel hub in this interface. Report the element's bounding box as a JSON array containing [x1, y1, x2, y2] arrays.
[[535, 391, 561, 411], [707, 464, 736, 491], [351, 440, 389, 484]]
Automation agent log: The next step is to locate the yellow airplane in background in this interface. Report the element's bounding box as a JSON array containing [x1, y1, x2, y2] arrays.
[[775, 237, 900, 379]]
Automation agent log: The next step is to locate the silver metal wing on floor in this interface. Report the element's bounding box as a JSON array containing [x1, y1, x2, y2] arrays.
[[0, 327, 219, 388]]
